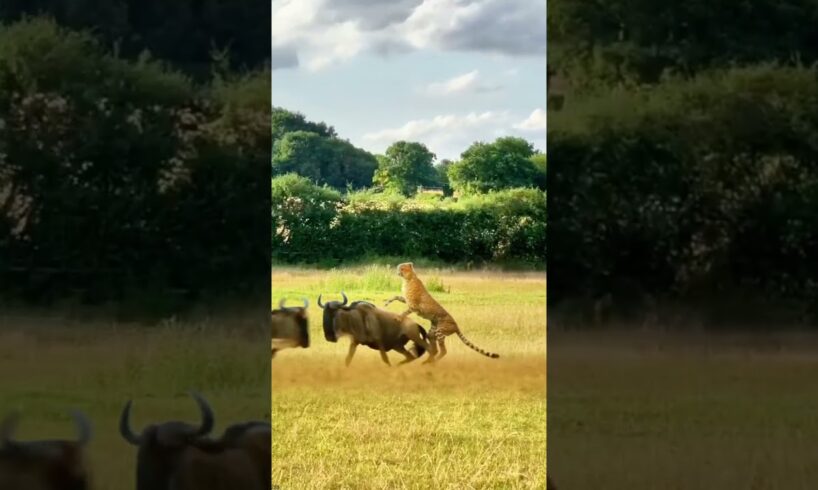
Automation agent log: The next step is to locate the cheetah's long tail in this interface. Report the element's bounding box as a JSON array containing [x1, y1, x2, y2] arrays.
[[456, 331, 500, 359]]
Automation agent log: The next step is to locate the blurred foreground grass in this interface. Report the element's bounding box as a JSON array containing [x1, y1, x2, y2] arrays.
[[0, 314, 268, 490]]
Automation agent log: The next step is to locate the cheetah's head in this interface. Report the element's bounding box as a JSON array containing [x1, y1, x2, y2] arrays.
[[397, 262, 415, 279]]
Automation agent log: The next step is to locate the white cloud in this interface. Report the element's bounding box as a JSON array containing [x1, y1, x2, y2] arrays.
[[423, 70, 504, 96], [271, 0, 546, 71], [272, 0, 371, 71], [399, 0, 546, 56], [364, 111, 508, 142], [356, 110, 546, 160], [514, 108, 547, 132], [425, 70, 477, 95], [361, 111, 513, 160]]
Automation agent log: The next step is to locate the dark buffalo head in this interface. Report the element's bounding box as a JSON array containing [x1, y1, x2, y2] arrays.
[[316, 292, 350, 342], [272, 298, 310, 348], [119, 392, 214, 490], [0, 410, 92, 490]]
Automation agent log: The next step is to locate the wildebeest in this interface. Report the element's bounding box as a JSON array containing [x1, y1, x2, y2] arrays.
[[0, 409, 92, 490], [271, 298, 310, 358], [119, 392, 270, 490], [318, 292, 435, 366], [216, 421, 270, 485]]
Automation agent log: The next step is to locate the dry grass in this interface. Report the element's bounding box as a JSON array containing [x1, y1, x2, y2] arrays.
[[0, 315, 268, 490], [549, 329, 818, 489], [272, 266, 547, 489]]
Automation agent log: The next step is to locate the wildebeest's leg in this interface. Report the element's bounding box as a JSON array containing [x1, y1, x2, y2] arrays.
[[378, 345, 391, 366], [394, 345, 417, 365], [345, 341, 359, 367], [384, 295, 406, 306], [409, 328, 435, 363]]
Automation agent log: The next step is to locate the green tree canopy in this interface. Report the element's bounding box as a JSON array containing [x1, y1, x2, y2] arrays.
[[272, 130, 377, 190], [435, 159, 455, 195], [530, 153, 547, 190], [373, 141, 439, 195], [272, 107, 336, 143], [448, 137, 540, 194]]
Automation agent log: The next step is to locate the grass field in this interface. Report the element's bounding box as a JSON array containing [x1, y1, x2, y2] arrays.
[[0, 312, 268, 490], [549, 329, 818, 489], [272, 265, 547, 489]]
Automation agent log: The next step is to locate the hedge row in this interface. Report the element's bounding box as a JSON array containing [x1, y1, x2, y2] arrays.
[[271, 174, 546, 267]]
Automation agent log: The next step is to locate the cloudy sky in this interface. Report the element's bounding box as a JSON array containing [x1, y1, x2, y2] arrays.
[[272, 0, 546, 161]]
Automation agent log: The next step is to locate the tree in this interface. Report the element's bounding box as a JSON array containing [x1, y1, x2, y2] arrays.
[[530, 153, 546, 190], [435, 159, 455, 194], [448, 137, 539, 194], [272, 107, 336, 143], [372, 141, 438, 195], [272, 131, 377, 190]]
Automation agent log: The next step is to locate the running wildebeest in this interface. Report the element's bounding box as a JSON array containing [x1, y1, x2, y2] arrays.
[[0, 409, 92, 490], [318, 292, 435, 366], [271, 298, 310, 358], [119, 392, 270, 490]]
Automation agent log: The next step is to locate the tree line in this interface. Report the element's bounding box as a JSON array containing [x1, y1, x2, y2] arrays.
[[0, 17, 270, 314], [549, 0, 818, 325], [271, 108, 546, 267], [271, 107, 546, 196]]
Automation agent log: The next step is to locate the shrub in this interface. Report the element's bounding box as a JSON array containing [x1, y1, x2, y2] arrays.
[[548, 64, 818, 305], [270, 178, 546, 267]]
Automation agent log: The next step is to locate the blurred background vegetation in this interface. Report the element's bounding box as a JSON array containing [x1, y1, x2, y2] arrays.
[[549, 0, 818, 327], [0, 5, 270, 320]]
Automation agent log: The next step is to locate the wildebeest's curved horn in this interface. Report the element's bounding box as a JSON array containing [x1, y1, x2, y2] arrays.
[[317, 294, 324, 308], [190, 391, 214, 437], [72, 410, 92, 446], [0, 410, 20, 447], [302, 298, 309, 308], [278, 298, 286, 309], [340, 291, 348, 306], [119, 400, 142, 445]]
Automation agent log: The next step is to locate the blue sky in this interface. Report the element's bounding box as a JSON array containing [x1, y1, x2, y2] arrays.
[[272, 0, 546, 162]]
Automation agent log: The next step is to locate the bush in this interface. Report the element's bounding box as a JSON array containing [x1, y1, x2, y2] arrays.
[[0, 18, 270, 305], [271, 178, 546, 267], [548, 64, 818, 307]]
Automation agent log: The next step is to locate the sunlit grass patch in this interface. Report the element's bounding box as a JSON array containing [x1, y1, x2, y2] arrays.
[[272, 266, 547, 489]]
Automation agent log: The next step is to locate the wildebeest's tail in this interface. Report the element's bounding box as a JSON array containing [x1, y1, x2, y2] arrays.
[[456, 331, 499, 359], [411, 326, 429, 358]]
